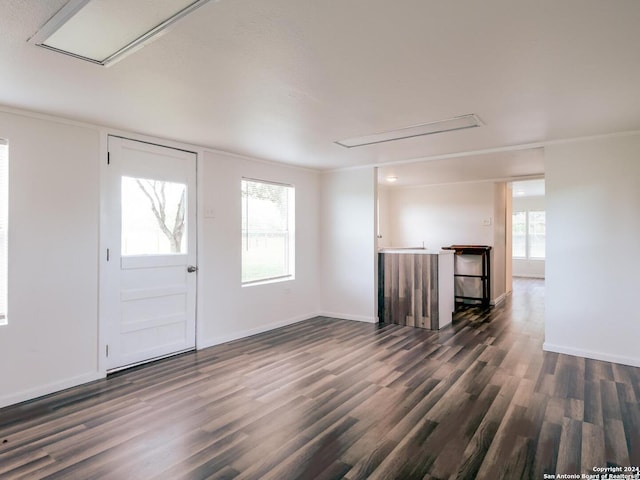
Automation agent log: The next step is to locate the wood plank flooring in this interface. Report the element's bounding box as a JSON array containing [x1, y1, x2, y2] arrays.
[[1, 278, 639, 479]]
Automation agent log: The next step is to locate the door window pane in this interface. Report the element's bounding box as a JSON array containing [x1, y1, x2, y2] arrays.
[[121, 176, 187, 255]]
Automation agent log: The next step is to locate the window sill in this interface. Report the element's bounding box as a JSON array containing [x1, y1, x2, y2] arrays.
[[242, 275, 294, 288]]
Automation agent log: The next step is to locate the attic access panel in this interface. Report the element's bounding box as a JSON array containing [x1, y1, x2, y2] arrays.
[[30, 0, 211, 66]]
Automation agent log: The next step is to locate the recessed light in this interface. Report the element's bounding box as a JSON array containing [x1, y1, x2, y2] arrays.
[[29, 0, 212, 66], [386, 176, 398, 183], [335, 114, 483, 148]]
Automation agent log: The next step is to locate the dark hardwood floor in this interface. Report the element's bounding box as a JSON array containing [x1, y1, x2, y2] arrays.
[[1, 278, 639, 479]]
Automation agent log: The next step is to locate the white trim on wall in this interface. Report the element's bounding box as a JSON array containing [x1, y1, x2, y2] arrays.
[[367, 129, 640, 171], [0, 372, 104, 409], [197, 313, 320, 349], [319, 312, 377, 323], [490, 293, 507, 307], [543, 342, 640, 369]]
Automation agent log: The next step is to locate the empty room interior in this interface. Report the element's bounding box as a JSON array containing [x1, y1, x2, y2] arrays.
[[1, 1, 640, 479]]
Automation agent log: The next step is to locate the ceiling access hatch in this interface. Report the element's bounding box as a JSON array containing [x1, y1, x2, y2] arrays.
[[29, 0, 212, 66], [336, 114, 483, 148]]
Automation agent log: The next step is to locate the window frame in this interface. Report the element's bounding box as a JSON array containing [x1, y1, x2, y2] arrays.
[[511, 210, 527, 259], [120, 175, 188, 256], [512, 209, 545, 261], [0, 139, 8, 325], [241, 177, 295, 286]]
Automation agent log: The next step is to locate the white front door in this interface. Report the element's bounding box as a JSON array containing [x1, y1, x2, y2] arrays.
[[103, 136, 197, 371]]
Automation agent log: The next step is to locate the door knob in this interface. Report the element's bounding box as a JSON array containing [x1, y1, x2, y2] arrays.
[[187, 265, 198, 273]]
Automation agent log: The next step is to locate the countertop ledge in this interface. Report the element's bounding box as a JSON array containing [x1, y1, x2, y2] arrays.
[[378, 248, 454, 255]]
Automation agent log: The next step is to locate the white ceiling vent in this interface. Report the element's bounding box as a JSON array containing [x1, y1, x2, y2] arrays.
[[335, 114, 483, 148], [29, 0, 212, 66]]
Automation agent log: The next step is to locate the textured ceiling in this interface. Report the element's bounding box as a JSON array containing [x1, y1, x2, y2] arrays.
[[1, 0, 640, 173]]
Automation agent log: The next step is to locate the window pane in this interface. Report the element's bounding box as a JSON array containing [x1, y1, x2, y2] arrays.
[[0, 140, 7, 324], [528, 210, 546, 259], [512, 211, 526, 258], [242, 179, 294, 284], [121, 176, 187, 255]]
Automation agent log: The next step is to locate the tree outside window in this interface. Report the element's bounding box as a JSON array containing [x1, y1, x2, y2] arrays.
[[121, 177, 187, 256]]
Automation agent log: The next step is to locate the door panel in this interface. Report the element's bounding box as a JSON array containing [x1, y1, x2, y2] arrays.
[[104, 136, 197, 371]]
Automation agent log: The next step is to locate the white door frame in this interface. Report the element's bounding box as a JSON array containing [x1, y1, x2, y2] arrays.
[[98, 132, 202, 374]]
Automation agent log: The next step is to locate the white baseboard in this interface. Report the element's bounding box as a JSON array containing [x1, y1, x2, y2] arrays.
[[0, 371, 104, 409], [318, 312, 377, 323], [197, 312, 321, 349], [491, 293, 507, 306], [543, 342, 640, 368], [0, 311, 386, 409], [513, 274, 545, 279]]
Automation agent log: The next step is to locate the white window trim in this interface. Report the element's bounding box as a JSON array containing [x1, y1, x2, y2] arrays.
[[512, 209, 545, 261], [241, 177, 295, 286], [0, 139, 8, 325]]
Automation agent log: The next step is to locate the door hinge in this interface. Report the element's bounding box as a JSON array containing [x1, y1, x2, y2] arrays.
[[106, 344, 109, 357], [106, 248, 110, 261], [107, 151, 110, 165]]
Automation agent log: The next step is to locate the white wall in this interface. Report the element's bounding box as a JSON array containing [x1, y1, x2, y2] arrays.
[[320, 168, 377, 322], [0, 108, 323, 408], [388, 182, 495, 248], [0, 110, 101, 407], [512, 195, 546, 278], [198, 151, 321, 346], [545, 134, 640, 367], [2, 103, 637, 407], [505, 184, 513, 294], [377, 185, 391, 248], [386, 181, 506, 303], [492, 183, 507, 301]]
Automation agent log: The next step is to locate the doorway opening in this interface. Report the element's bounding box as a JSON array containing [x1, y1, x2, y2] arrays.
[[100, 136, 198, 372], [510, 179, 545, 280]]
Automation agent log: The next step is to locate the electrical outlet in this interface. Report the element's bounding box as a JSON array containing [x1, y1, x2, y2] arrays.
[[482, 217, 492, 226]]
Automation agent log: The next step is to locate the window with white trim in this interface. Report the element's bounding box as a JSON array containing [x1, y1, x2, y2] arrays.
[[0, 139, 8, 325], [512, 209, 545, 259], [241, 178, 295, 285]]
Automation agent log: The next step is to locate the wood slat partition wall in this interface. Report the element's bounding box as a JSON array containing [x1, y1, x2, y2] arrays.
[[1, 279, 640, 479], [378, 252, 439, 329]]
